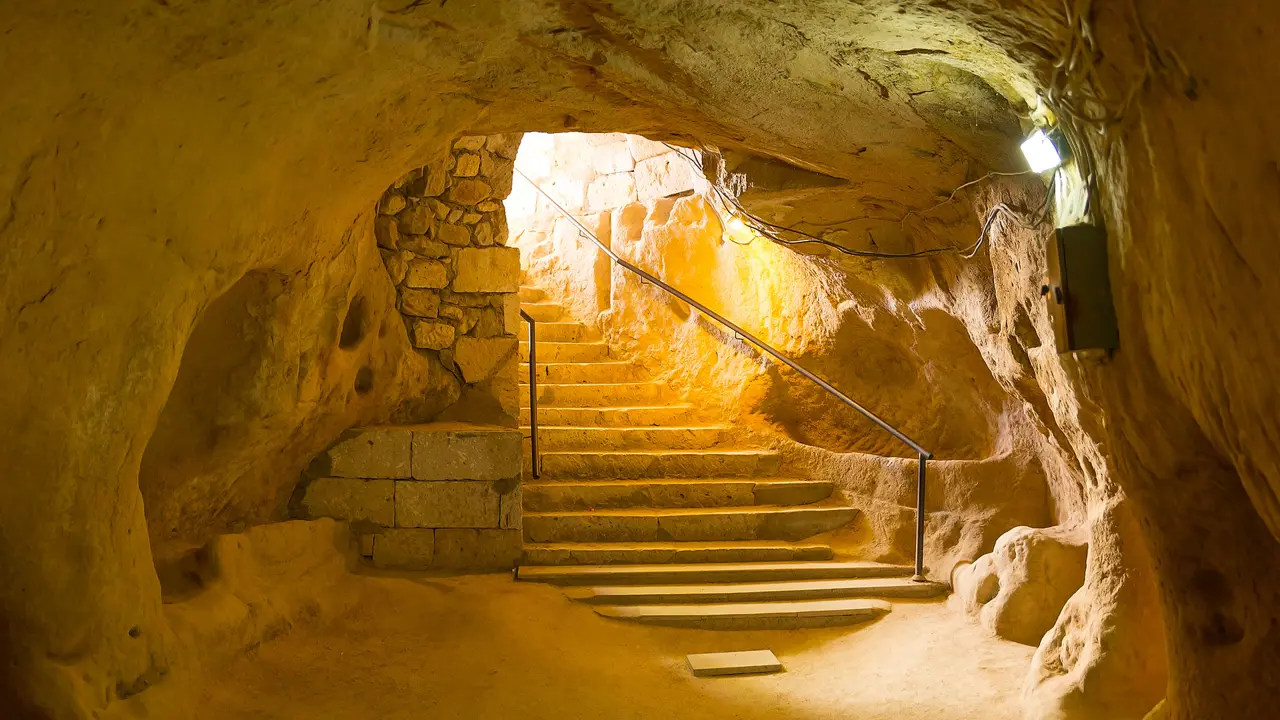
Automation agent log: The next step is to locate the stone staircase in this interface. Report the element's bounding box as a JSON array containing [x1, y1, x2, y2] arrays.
[[514, 283, 946, 628]]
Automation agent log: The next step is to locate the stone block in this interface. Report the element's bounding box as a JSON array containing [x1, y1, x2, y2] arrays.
[[396, 203, 435, 235], [400, 288, 441, 318], [452, 247, 520, 293], [627, 135, 669, 162], [378, 192, 406, 216], [406, 163, 448, 197], [449, 178, 492, 205], [473, 222, 493, 247], [592, 141, 636, 174], [432, 529, 522, 571], [438, 222, 471, 247], [454, 135, 487, 151], [372, 529, 434, 569], [470, 308, 505, 338], [326, 427, 412, 479], [396, 480, 499, 528], [485, 133, 522, 159], [301, 477, 394, 526], [358, 533, 375, 557], [462, 212, 481, 225], [380, 249, 408, 285], [503, 294, 521, 334], [375, 215, 400, 249], [586, 172, 636, 212], [410, 423, 522, 482], [635, 153, 699, 200], [454, 337, 517, 382], [405, 259, 448, 289], [500, 487, 522, 530], [409, 320, 456, 350], [454, 153, 481, 177], [400, 235, 449, 258]]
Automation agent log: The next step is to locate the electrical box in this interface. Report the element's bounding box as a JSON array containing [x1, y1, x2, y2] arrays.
[[1043, 223, 1119, 354]]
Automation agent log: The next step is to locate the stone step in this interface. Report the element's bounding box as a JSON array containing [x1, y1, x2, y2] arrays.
[[523, 478, 833, 511], [520, 405, 697, 428], [518, 361, 648, 385], [520, 383, 668, 408], [520, 341, 610, 363], [591, 598, 891, 630], [535, 322, 600, 343], [522, 503, 858, 543], [520, 302, 565, 323], [526, 426, 735, 451], [565, 577, 947, 605], [522, 541, 834, 566], [516, 560, 913, 586], [519, 286, 546, 303], [537, 449, 782, 479]]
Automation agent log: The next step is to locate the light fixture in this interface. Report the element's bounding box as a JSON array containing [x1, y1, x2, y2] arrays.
[[1020, 128, 1065, 173]]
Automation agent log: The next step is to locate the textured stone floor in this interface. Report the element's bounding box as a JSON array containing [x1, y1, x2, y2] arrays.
[[196, 573, 1032, 719]]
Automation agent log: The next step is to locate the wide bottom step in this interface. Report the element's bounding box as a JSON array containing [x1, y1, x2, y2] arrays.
[[566, 577, 947, 605], [594, 598, 892, 629]]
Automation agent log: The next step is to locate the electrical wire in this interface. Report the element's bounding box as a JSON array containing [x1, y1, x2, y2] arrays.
[[663, 142, 1052, 261]]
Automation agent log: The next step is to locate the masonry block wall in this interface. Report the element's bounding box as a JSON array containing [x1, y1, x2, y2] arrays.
[[297, 423, 523, 571], [376, 134, 525, 419]]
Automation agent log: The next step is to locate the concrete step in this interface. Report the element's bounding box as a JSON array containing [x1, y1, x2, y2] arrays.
[[591, 598, 891, 629], [535, 322, 600, 343], [522, 503, 859, 543], [520, 302, 565, 323], [522, 541, 834, 566], [518, 361, 648, 385], [516, 560, 913, 586], [523, 478, 834, 511], [527, 426, 735, 451], [565, 577, 948, 605], [519, 286, 546, 303], [520, 405, 697, 428], [520, 342, 610, 363], [520, 383, 668, 408], [537, 449, 782, 479]]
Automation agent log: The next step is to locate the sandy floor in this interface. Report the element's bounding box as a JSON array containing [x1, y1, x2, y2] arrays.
[[196, 573, 1032, 720]]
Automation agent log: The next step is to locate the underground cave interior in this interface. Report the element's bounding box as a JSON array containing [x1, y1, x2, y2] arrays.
[[4, 2, 1280, 719]]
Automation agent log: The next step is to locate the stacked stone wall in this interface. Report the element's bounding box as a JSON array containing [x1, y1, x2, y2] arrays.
[[377, 134, 524, 417]]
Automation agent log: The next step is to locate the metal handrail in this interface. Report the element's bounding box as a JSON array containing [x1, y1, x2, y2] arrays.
[[514, 167, 932, 581], [519, 308, 539, 479]]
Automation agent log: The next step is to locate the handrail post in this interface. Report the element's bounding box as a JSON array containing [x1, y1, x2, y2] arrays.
[[913, 453, 927, 582], [520, 309, 539, 479]]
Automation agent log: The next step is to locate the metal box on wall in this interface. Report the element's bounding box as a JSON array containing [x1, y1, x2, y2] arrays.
[[1043, 223, 1119, 354]]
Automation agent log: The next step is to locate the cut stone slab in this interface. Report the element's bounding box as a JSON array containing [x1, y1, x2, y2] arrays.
[[396, 480, 499, 528], [595, 598, 892, 630], [522, 541, 834, 566], [519, 340, 610, 363], [687, 650, 782, 677], [518, 360, 647, 384], [534, 450, 782, 480], [454, 337, 518, 383], [522, 503, 858, 543], [516, 561, 914, 586], [409, 320, 455, 350], [526, 426, 733, 451], [325, 427, 412, 479], [410, 422, 522, 481], [565, 577, 950, 605], [433, 528, 522, 570], [372, 529, 435, 570], [524, 382, 666, 408], [519, 405, 696, 428], [523, 478, 832, 512], [452, 247, 520, 292], [301, 477, 394, 526]]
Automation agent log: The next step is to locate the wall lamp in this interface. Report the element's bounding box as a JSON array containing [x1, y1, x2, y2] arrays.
[[1020, 127, 1069, 174]]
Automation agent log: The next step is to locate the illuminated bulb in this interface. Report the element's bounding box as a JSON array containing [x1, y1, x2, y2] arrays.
[[726, 216, 748, 234], [1020, 129, 1063, 173]]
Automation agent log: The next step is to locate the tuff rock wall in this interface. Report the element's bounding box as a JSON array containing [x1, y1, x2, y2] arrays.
[[1, 1, 1278, 719]]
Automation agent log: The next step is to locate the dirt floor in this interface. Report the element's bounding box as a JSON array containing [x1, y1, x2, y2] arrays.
[[196, 572, 1033, 720]]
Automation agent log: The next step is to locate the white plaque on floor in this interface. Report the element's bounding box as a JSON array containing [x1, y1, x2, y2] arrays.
[[686, 650, 782, 677]]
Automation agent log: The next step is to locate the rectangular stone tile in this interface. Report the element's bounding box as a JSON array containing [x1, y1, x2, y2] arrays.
[[301, 477, 394, 526], [686, 650, 782, 677], [372, 529, 434, 569], [410, 423, 521, 481], [433, 529, 522, 571], [396, 480, 499, 528], [326, 427, 411, 478], [500, 487, 522, 530]]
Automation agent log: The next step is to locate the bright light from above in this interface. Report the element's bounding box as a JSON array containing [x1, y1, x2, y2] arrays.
[[1020, 129, 1063, 173]]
